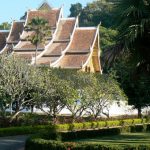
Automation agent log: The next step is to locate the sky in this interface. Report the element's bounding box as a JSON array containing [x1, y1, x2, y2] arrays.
[[0, 0, 93, 24]]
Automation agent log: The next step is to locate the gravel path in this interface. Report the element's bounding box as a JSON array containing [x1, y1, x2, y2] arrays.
[[0, 135, 28, 150]]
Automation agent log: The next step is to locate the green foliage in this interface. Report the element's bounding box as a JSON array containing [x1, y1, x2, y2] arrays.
[[0, 55, 37, 122], [56, 119, 146, 132], [25, 126, 150, 150], [130, 125, 145, 133], [78, 0, 115, 27], [0, 22, 11, 30], [61, 128, 121, 141], [112, 53, 150, 117], [100, 26, 118, 52], [69, 3, 82, 17], [106, 120, 120, 127], [25, 17, 51, 46], [25, 138, 66, 150], [0, 125, 52, 137], [0, 119, 149, 137], [25, 17, 51, 65]]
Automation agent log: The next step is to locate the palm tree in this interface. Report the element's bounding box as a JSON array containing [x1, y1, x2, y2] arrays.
[[103, 0, 150, 117], [25, 17, 51, 66], [103, 0, 150, 69]]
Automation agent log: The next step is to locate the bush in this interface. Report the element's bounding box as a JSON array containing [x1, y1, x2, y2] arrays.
[[83, 122, 92, 129], [106, 120, 120, 127], [0, 125, 52, 137], [130, 125, 144, 132], [61, 128, 121, 141], [25, 137, 150, 150], [97, 121, 106, 128], [57, 124, 70, 131], [133, 119, 142, 124], [122, 119, 134, 126], [146, 124, 150, 132], [25, 138, 66, 150]]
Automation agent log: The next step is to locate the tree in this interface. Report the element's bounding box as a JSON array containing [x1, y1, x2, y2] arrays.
[[79, 0, 114, 27], [104, 0, 150, 66], [86, 74, 126, 119], [25, 17, 51, 65], [33, 69, 76, 124], [53, 69, 95, 122], [69, 3, 82, 17], [0, 22, 11, 30], [112, 53, 150, 117], [0, 55, 36, 122], [106, 0, 150, 117]]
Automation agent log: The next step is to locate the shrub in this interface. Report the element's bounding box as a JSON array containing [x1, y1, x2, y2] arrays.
[[0, 125, 51, 137], [73, 123, 84, 130], [25, 138, 150, 150], [83, 122, 92, 129], [130, 125, 144, 132], [97, 121, 106, 128], [123, 119, 134, 126], [61, 128, 121, 141], [121, 126, 131, 133], [25, 138, 67, 150], [106, 120, 120, 127], [57, 124, 70, 131], [133, 119, 142, 124], [146, 124, 150, 132]]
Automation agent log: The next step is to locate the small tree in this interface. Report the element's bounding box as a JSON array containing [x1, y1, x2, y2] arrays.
[[86, 74, 126, 119], [33, 69, 75, 124], [25, 17, 51, 65], [61, 71, 95, 122], [0, 55, 36, 122]]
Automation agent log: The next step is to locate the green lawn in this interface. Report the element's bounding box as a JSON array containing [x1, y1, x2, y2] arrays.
[[73, 133, 150, 145]]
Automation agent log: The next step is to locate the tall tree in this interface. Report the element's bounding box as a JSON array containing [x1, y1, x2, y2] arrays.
[[69, 3, 82, 17], [25, 17, 51, 65], [104, 0, 150, 67], [79, 0, 114, 27], [101, 0, 150, 117]]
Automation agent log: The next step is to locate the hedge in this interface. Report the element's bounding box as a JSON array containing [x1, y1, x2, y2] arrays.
[[57, 118, 148, 131], [61, 128, 121, 141], [0, 125, 52, 137], [0, 118, 149, 137], [25, 124, 150, 150], [25, 137, 150, 150]]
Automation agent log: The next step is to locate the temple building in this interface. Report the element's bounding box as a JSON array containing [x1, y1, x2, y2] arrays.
[[0, 2, 102, 73]]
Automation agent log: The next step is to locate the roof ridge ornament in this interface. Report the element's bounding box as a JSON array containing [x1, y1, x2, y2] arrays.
[[38, 0, 52, 11]]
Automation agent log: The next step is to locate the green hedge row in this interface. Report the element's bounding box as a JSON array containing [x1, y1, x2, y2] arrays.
[[57, 118, 147, 131], [26, 137, 150, 150], [25, 124, 150, 150], [0, 118, 149, 137], [61, 128, 121, 141], [25, 128, 121, 150], [0, 125, 51, 137]]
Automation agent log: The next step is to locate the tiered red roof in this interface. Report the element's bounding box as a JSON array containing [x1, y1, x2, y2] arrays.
[[0, 2, 101, 72], [0, 31, 9, 50]]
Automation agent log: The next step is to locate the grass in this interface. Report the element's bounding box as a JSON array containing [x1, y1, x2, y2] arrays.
[[73, 133, 150, 145]]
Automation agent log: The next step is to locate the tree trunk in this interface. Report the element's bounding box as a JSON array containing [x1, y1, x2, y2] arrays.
[[31, 105, 34, 113], [52, 113, 57, 124], [137, 107, 142, 118], [9, 111, 20, 123], [35, 44, 38, 66]]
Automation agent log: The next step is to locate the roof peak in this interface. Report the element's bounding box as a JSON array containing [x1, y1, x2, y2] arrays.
[[38, 1, 52, 11]]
